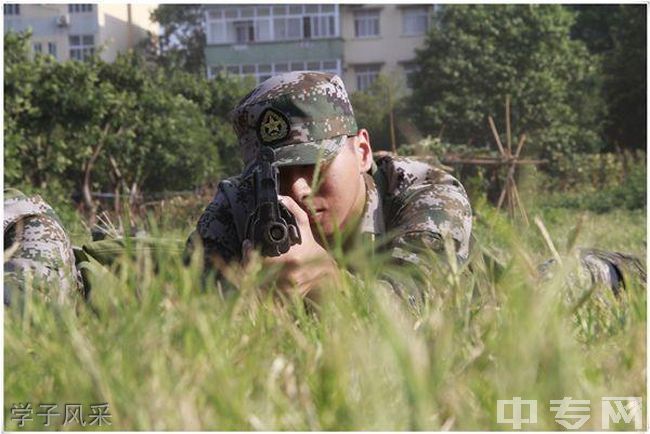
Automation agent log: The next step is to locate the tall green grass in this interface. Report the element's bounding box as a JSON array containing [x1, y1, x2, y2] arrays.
[[4, 204, 646, 430]]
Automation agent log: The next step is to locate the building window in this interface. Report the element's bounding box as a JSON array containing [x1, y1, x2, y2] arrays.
[[4, 4, 20, 15], [354, 9, 380, 38], [311, 14, 335, 38], [33, 42, 42, 54], [287, 17, 302, 38], [210, 60, 341, 84], [402, 6, 430, 36], [69, 4, 93, 13], [355, 64, 381, 91], [234, 20, 254, 43], [206, 4, 339, 44], [48, 42, 57, 57], [69, 34, 95, 60], [303, 16, 312, 38]]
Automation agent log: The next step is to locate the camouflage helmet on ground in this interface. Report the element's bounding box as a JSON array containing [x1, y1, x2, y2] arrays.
[[231, 71, 358, 167]]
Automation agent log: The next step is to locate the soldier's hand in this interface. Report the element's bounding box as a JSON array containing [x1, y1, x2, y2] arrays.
[[241, 239, 254, 266], [262, 195, 339, 299]]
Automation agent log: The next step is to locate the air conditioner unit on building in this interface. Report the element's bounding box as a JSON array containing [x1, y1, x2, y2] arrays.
[[56, 14, 70, 27]]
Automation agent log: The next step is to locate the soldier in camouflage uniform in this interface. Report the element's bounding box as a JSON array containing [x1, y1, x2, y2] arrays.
[[4, 188, 80, 305], [4, 72, 640, 308], [188, 71, 644, 303], [187, 71, 472, 300]]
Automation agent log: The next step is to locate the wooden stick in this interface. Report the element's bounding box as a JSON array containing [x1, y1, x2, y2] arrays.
[[512, 133, 529, 224], [514, 133, 527, 158], [496, 183, 507, 210], [534, 216, 562, 264], [506, 161, 518, 183], [441, 157, 547, 166], [505, 95, 512, 157], [511, 181, 529, 226], [488, 116, 506, 157], [508, 177, 516, 218], [436, 124, 446, 140], [503, 156, 518, 216]]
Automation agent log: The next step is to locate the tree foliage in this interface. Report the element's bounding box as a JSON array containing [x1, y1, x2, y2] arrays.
[[350, 73, 410, 152], [570, 5, 646, 151], [569, 4, 619, 53], [4, 31, 249, 211], [409, 5, 604, 160], [150, 4, 206, 75], [601, 5, 646, 150]]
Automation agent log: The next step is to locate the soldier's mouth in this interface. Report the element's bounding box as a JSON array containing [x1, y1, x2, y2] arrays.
[[308, 208, 326, 223]]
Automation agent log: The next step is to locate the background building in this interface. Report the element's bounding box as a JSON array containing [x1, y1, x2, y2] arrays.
[[342, 4, 434, 92], [204, 3, 436, 92], [3, 3, 159, 62], [205, 4, 343, 83]]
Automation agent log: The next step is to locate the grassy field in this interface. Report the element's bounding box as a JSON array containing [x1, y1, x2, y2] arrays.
[[4, 198, 646, 430]]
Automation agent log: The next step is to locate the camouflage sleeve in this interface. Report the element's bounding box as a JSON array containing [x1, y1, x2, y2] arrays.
[[539, 248, 647, 295], [4, 208, 79, 305], [383, 158, 473, 264], [375, 158, 473, 309], [185, 189, 242, 283]]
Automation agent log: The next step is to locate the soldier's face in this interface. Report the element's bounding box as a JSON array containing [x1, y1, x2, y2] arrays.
[[278, 130, 373, 238]]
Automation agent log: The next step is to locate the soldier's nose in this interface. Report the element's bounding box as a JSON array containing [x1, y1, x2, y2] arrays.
[[290, 176, 312, 203], [279, 165, 314, 199]]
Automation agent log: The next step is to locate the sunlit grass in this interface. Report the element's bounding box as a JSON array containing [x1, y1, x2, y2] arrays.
[[4, 202, 646, 430]]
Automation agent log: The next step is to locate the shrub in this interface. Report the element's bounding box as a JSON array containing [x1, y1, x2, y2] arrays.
[[539, 151, 646, 212]]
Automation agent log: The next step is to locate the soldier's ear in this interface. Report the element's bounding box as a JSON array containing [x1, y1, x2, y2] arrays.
[[355, 129, 373, 173]]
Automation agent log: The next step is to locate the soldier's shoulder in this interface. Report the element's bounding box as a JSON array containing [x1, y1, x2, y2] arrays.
[[4, 189, 79, 302], [373, 151, 461, 194], [197, 174, 250, 240], [4, 188, 61, 231]]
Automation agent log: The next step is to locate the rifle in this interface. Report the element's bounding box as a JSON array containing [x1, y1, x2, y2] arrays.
[[245, 146, 302, 257]]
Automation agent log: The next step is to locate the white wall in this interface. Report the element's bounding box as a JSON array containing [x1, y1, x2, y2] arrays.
[[341, 4, 430, 92], [98, 4, 158, 62], [4, 3, 158, 62]]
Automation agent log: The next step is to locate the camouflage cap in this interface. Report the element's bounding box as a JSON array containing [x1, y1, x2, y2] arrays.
[[231, 71, 358, 167]]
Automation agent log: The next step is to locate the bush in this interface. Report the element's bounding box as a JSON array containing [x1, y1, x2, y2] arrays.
[[4, 31, 250, 202], [539, 151, 646, 212]]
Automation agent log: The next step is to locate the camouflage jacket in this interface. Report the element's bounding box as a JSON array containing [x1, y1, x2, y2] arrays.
[[187, 153, 473, 301], [4, 189, 80, 305], [538, 249, 646, 296]]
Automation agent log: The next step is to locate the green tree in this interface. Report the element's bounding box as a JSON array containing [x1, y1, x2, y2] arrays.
[[4, 30, 250, 220], [161, 68, 253, 176], [570, 5, 646, 150], [4, 31, 48, 187], [409, 5, 604, 161], [95, 54, 215, 196], [601, 5, 646, 150], [350, 73, 411, 152], [569, 5, 619, 54], [150, 4, 206, 75]]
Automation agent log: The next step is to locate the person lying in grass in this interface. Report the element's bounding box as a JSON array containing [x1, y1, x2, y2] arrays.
[[185, 71, 472, 306], [4, 72, 643, 307], [185, 71, 643, 305]]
